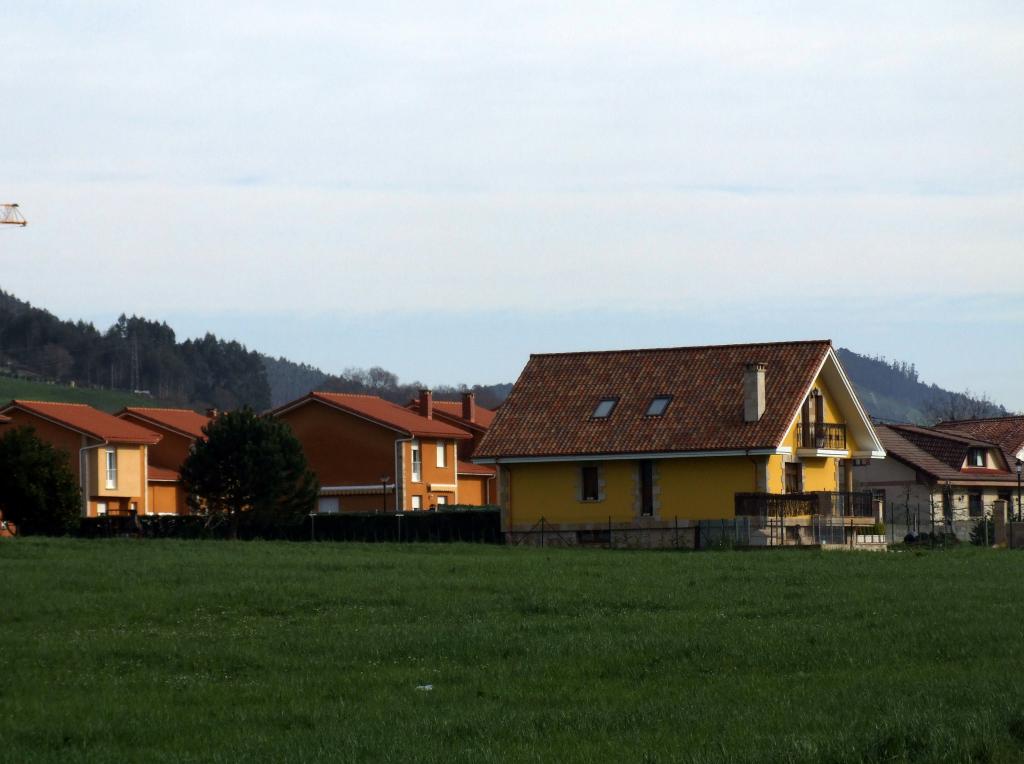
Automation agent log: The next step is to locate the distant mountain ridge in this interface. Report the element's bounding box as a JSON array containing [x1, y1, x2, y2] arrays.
[[835, 348, 1008, 424], [0, 288, 1007, 423]]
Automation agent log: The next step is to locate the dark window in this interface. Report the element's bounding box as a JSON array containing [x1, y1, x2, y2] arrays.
[[639, 460, 654, 516], [581, 466, 600, 501], [967, 448, 985, 468], [592, 398, 618, 419], [645, 396, 671, 417], [784, 462, 803, 493], [968, 491, 983, 518]]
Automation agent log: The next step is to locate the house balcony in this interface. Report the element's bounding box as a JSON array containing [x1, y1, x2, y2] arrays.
[[732, 491, 882, 548], [735, 491, 874, 519], [796, 422, 848, 456]]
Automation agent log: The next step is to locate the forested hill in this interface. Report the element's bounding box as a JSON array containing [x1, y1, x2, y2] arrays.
[[0, 290, 271, 410], [836, 348, 1007, 424], [262, 354, 512, 410], [0, 289, 1007, 422]]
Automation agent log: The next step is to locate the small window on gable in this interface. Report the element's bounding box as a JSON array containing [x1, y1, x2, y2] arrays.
[[592, 398, 618, 419], [645, 396, 671, 417], [967, 448, 986, 468]]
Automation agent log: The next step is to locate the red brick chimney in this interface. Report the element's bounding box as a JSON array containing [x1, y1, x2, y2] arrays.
[[461, 391, 476, 424], [418, 389, 433, 419]]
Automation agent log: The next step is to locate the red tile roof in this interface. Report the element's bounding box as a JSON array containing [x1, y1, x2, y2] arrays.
[[875, 425, 1018, 485], [119, 407, 211, 440], [475, 340, 833, 458], [885, 423, 995, 470], [935, 416, 1024, 467], [148, 465, 180, 482], [1, 400, 162, 445], [457, 460, 496, 476], [0, 414, 9, 424], [431, 400, 497, 429], [276, 392, 472, 439]]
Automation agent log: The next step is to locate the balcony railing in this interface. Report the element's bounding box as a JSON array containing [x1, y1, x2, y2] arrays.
[[797, 422, 847, 450], [735, 491, 873, 519]]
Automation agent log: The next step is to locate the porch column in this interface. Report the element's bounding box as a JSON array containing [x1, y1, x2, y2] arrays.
[[754, 457, 769, 493], [993, 499, 1008, 547], [843, 459, 855, 493]]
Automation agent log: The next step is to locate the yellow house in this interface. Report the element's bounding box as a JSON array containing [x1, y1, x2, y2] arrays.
[[473, 340, 885, 547], [0, 400, 162, 517]]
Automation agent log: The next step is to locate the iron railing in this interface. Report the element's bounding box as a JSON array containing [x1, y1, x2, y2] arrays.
[[735, 491, 873, 519], [797, 422, 847, 450]]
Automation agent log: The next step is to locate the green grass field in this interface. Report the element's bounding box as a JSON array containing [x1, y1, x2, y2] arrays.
[[0, 376, 170, 412], [3, 540, 1024, 763]]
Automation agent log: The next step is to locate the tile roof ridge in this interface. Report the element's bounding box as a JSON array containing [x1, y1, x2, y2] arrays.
[[937, 414, 1024, 424], [889, 423, 997, 446], [124, 405, 202, 413], [528, 339, 832, 359], [314, 391, 383, 400], [14, 399, 92, 407]]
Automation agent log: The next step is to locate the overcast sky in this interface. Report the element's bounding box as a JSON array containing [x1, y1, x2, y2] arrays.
[[2, 2, 1022, 407]]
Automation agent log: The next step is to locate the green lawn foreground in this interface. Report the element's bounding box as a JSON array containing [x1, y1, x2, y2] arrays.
[[2, 541, 1024, 763]]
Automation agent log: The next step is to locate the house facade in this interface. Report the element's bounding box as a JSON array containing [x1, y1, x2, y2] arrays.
[[116, 406, 213, 515], [473, 341, 885, 546], [934, 415, 1024, 469], [0, 400, 161, 517], [273, 389, 477, 512], [855, 422, 1023, 530], [406, 392, 498, 505]]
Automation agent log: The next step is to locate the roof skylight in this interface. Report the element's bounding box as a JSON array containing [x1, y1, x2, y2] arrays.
[[592, 398, 618, 419], [645, 396, 672, 417]]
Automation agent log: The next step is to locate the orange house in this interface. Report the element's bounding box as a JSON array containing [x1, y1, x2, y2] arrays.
[[0, 400, 161, 517], [273, 389, 475, 512], [116, 407, 213, 515], [406, 392, 498, 504]]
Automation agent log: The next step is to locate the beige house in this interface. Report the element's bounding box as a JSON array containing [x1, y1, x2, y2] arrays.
[[855, 423, 1022, 531], [0, 400, 161, 517]]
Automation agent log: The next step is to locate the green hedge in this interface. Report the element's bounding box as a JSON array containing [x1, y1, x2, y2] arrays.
[[77, 508, 502, 543]]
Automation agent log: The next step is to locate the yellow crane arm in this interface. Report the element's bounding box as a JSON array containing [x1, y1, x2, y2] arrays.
[[1, 204, 27, 226]]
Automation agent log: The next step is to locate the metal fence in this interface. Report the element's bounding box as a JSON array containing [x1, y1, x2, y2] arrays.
[[507, 517, 696, 549], [697, 514, 864, 548], [879, 499, 1015, 546]]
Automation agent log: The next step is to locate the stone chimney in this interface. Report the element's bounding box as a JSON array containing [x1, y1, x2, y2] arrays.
[[461, 391, 476, 423], [743, 363, 767, 423], [418, 389, 433, 419]]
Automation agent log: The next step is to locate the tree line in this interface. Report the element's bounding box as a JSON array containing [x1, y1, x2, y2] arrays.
[[263, 355, 512, 409], [836, 347, 1008, 424], [0, 289, 271, 410]]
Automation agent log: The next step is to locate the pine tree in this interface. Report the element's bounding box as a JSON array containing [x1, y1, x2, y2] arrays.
[[180, 409, 318, 537]]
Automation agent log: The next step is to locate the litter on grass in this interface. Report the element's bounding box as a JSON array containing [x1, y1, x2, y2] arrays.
[[416, 684, 433, 691]]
